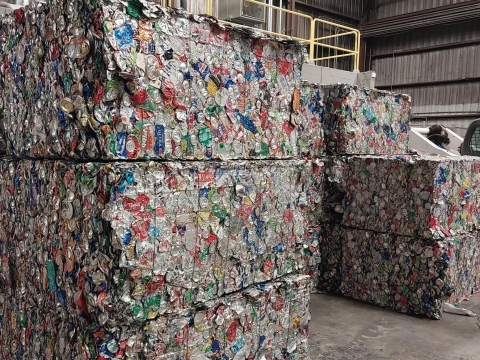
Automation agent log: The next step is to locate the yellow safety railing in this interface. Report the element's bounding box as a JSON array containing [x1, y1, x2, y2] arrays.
[[160, 0, 360, 71], [312, 18, 361, 70]]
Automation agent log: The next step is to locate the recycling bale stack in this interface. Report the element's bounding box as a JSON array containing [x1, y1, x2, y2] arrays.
[[323, 84, 411, 156], [319, 154, 480, 318], [310, 81, 480, 318], [339, 155, 480, 309], [0, 1, 327, 359], [1, 3, 319, 161], [0, 159, 319, 358], [313, 84, 415, 302]]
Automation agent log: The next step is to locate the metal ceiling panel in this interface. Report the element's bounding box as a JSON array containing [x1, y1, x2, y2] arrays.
[[372, 20, 480, 56], [373, 0, 474, 20]]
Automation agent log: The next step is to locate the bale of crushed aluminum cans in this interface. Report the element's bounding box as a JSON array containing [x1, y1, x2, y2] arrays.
[[0, 159, 112, 358], [99, 274, 311, 359], [318, 225, 453, 319], [104, 159, 324, 306], [334, 155, 480, 238], [318, 156, 480, 317], [442, 233, 480, 304], [0, 1, 321, 161], [0, 159, 320, 358], [323, 84, 411, 155], [0, 0, 321, 358], [318, 227, 480, 318], [296, 82, 327, 157]]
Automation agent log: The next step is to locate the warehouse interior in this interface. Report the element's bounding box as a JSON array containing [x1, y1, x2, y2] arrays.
[[0, 0, 480, 359]]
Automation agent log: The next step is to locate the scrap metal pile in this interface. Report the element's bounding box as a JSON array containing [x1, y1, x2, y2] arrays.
[[319, 152, 480, 318], [0, 1, 325, 359], [323, 85, 411, 155], [1, 1, 480, 359]]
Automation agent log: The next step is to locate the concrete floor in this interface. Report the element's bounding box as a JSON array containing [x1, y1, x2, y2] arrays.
[[309, 293, 480, 360]]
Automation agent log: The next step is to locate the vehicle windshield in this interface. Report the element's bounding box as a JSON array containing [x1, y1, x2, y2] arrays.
[[470, 126, 480, 154]]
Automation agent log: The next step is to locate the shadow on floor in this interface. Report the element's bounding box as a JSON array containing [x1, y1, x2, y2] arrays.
[[309, 293, 480, 360]]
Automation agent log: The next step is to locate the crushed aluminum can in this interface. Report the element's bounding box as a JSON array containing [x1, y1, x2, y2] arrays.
[[0, 1, 322, 162], [317, 224, 477, 319], [0, 157, 323, 358], [322, 84, 411, 155]]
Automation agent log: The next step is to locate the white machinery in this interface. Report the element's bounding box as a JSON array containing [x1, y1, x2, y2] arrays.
[[409, 120, 480, 157], [409, 126, 464, 156]]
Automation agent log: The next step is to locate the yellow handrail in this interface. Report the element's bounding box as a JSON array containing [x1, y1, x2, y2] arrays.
[[312, 52, 357, 62], [313, 15, 360, 70], [163, 0, 361, 71], [314, 31, 358, 42], [207, 0, 213, 16]]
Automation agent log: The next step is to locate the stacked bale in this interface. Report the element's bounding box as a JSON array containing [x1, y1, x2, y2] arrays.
[[316, 84, 480, 318], [0, 1, 327, 358]]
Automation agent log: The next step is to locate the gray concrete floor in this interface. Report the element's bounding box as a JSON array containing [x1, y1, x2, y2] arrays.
[[309, 293, 480, 360]]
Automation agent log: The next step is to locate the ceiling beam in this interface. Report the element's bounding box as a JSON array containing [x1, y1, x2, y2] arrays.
[[376, 77, 480, 90], [361, 0, 480, 37], [372, 39, 480, 59]]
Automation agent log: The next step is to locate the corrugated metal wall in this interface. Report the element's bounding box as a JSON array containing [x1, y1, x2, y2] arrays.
[[372, 37, 480, 120], [300, 0, 364, 20], [373, 0, 473, 20], [393, 83, 480, 118], [372, 19, 480, 55], [367, 3, 480, 132], [374, 45, 480, 86]]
